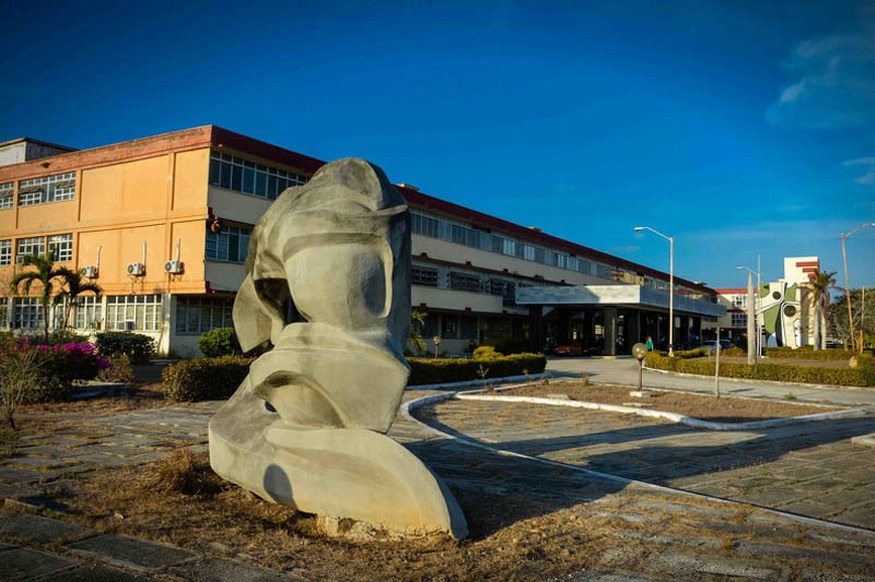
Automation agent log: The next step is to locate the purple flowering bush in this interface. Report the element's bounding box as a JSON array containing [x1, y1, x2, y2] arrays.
[[5, 339, 110, 403]]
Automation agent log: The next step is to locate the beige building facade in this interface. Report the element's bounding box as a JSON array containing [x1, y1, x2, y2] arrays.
[[0, 126, 722, 357]]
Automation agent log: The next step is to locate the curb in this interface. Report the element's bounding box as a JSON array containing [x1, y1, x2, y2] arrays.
[[401, 393, 875, 537], [454, 392, 871, 431], [406, 373, 548, 392], [644, 365, 874, 392]]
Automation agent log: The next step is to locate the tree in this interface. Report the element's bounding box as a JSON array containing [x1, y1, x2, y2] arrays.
[[53, 268, 102, 329], [9, 253, 98, 342], [807, 270, 836, 350], [408, 309, 428, 356], [828, 288, 875, 349]]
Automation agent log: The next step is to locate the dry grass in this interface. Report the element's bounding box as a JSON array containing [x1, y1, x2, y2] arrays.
[[43, 450, 872, 581], [500, 381, 840, 422]]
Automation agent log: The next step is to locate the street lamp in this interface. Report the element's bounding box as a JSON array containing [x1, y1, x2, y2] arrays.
[[737, 262, 761, 360], [841, 222, 875, 353], [634, 226, 674, 356]]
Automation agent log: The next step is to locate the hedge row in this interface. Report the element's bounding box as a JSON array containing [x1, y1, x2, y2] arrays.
[[644, 352, 875, 387], [162, 356, 253, 402], [763, 346, 868, 361], [408, 353, 547, 385]]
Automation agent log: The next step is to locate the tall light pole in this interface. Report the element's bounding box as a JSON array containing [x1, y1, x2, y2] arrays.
[[841, 222, 875, 353], [635, 226, 674, 356], [737, 264, 761, 361]]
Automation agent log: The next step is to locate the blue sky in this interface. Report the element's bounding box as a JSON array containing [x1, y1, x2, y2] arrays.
[[2, 0, 873, 289]]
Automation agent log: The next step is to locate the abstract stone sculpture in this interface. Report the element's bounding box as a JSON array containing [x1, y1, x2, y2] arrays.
[[209, 158, 467, 538]]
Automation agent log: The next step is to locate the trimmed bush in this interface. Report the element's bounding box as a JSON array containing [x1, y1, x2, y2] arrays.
[[162, 356, 253, 402], [473, 346, 500, 360], [408, 353, 546, 385], [480, 338, 530, 355], [96, 332, 155, 364], [644, 352, 875, 387], [763, 346, 866, 361], [98, 354, 135, 384], [198, 327, 242, 357]]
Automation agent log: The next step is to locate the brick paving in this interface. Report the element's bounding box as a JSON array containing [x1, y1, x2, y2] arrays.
[[0, 390, 873, 579], [421, 397, 875, 529]]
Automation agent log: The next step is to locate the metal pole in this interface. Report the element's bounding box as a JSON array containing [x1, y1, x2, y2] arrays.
[[756, 254, 761, 360], [746, 271, 755, 364], [714, 326, 721, 398], [862, 287, 866, 355], [842, 233, 855, 352], [669, 235, 674, 357]]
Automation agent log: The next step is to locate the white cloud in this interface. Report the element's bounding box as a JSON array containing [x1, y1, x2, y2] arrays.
[[843, 157, 875, 185], [768, 33, 875, 129]]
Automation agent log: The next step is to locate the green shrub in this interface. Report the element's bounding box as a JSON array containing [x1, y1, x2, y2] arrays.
[[408, 353, 546, 385], [480, 338, 530, 355], [721, 347, 747, 357], [473, 346, 500, 360], [644, 352, 875, 387], [98, 354, 135, 384], [198, 327, 242, 357], [96, 332, 155, 364], [763, 347, 865, 361], [162, 356, 253, 402]]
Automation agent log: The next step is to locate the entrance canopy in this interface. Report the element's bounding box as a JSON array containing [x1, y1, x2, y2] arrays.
[[516, 285, 725, 319]]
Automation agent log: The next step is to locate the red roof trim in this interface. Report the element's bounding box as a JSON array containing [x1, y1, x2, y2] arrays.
[[399, 186, 715, 294], [210, 126, 325, 175], [795, 260, 819, 268]]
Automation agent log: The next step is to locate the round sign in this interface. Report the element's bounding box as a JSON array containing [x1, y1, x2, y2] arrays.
[[632, 343, 648, 361]]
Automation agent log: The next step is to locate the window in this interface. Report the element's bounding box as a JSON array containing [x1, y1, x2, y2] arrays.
[[0, 183, 12, 210], [0, 240, 10, 266], [209, 151, 307, 200], [206, 225, 251, 263], [17, 236, 45, 259], [449, 272, 481, 292], [412, 265, 440, 287], [48, 234, 73, 262], [411, 212, 440, 238], [176, 296, 234, 335], [459, 316, 478, 340], [12, 297, 42, 329], [0, 298, 8, 329], [74, 296, 103, 329], [441, 315, 458, 338], [731, 312, 747, 328], [523, 245, 536, 261], [18, 172, 76, 206], [105, 295, 162, 331]]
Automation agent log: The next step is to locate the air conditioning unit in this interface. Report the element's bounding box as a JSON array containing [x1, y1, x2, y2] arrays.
[[82, 265, 98, 278], [15, 255, 26, 265], [127, 262, 146, 277], [164, 260, 184, 274]]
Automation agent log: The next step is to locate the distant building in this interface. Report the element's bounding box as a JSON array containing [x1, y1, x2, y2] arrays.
[[0, 126, 724, 356]]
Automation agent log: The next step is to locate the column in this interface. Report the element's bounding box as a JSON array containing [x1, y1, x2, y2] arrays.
[[603, 307, 618, 356]]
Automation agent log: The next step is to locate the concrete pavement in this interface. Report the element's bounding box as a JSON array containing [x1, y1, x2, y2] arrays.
[[547, 356, 875, 407]]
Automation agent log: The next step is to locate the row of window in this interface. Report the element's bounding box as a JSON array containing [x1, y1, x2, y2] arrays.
[[209, 151, 308, 200], [412, 263, 524, 307], [0, 295, 235, 335], [0, 234, 73, 265], [410, 209, 681, 293], [1, 172, 77, 208]]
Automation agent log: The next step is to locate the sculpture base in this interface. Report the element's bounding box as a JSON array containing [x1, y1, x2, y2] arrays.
[[209, 376, 468, 538]]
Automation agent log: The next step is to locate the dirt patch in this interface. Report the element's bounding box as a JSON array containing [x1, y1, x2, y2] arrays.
[[23, 449, 870, 581], [497, 381, 840, 423]]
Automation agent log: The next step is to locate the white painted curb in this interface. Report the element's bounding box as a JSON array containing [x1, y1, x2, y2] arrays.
[[401, 392, 875, 538], [407, 373, 548, 391], [455, 392, 871, 430]]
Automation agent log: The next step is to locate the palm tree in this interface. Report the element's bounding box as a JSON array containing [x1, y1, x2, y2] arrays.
[[9, 253, 98, 342], [54, 268, 102, 330], [807, 270, 836, 350]]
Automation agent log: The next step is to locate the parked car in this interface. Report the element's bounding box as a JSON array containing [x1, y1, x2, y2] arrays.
[[556, 344, 583, 356], [701, 339, 733, 351]]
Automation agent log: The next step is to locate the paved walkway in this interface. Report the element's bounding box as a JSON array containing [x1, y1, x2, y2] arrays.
[[0, 389, 873, 580], [548, 356, 875, 406]]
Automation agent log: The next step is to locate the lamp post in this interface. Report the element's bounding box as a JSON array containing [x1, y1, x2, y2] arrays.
[[737, 262, 761, 360], [841, 222, 875, 354], [635, 226, 674, 356]]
